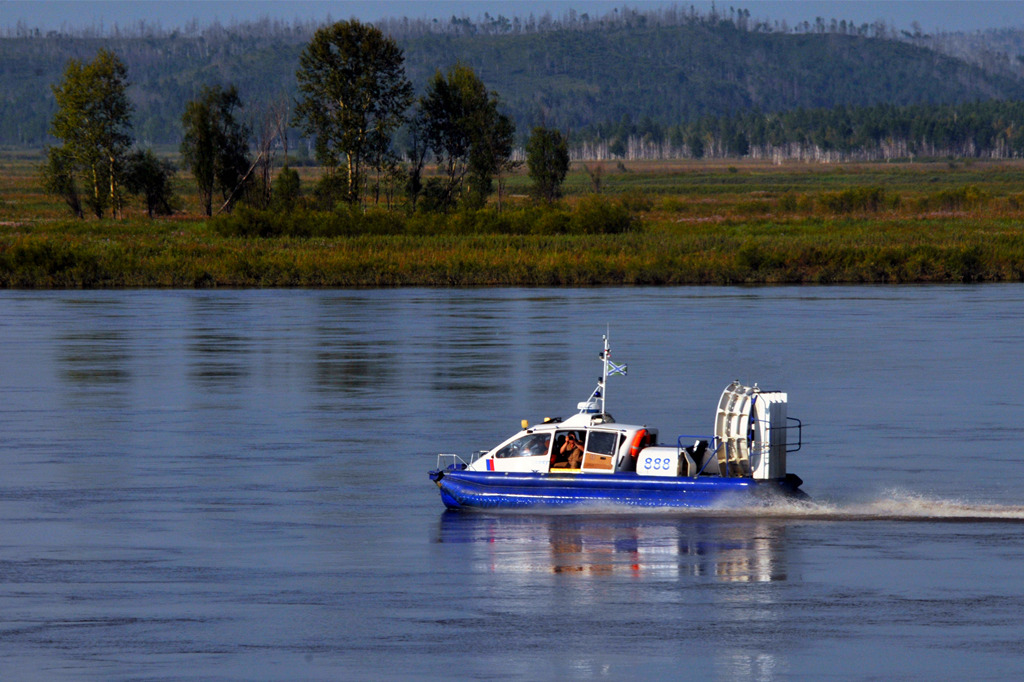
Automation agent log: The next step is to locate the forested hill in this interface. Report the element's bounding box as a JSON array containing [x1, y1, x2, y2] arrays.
[[400, 22, 1024, 137], [3, 13, 1024, 148]]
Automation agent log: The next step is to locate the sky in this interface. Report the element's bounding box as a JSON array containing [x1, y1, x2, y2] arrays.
[[4, 1, 1024, 34]]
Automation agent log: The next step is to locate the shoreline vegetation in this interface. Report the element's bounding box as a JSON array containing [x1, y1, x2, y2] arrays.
[[3, 154, 1024, 288]]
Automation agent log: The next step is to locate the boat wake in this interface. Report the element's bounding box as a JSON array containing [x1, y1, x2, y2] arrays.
[[771, 489, 1024, 523], [666, 488, 1024, 522]]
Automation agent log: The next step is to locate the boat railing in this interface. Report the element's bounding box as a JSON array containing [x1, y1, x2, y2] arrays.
[[436, 453, 470, 470], [751, 415, 803, 453], [785, 417, 803, 452]]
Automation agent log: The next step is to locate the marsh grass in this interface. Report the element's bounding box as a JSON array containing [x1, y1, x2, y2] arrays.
[[3, 152, 1024, 286]]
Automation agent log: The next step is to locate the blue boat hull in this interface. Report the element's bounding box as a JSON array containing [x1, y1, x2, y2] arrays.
[[429, 467, 807, 511]]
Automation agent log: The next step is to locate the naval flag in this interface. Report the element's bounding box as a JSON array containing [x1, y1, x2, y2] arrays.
[[607, 361, 627, 376]]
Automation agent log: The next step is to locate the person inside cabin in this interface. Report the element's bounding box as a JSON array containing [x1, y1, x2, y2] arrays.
[[524, 434, 551, 457], [555, 432, 584, 469]]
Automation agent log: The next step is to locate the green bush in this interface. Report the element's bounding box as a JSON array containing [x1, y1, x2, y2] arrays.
[[659, 196, 688, 213], [209, 199, 642, 238], [735, 241, 783, 272], [818, 186, 893, 214], [405, 211, 448, 235], [930, 185, 989, 211], [446, 208, 512, 235], [777, 192, 799, 213], [417, 178, 452, 213], [0, 237, 120, 287], [571, 196, 638, 234], [618, 190, 654, 212], [212, 206, 406, 238], [270, 166, 301, 212], [529, 209, 572, 234], [311, 174, 348, 211]]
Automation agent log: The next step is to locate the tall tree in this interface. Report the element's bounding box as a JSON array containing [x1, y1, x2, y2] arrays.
[[180, 85, 251, 216], [526, 127, 570, 202], [468, 109, 515, 207], [294, 20, 413, 205], [420, 63, 513, 209], [48, 48, 133, 218]]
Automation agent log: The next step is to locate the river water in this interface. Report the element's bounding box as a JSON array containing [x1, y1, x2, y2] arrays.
[[1, 287, 1023, 680]]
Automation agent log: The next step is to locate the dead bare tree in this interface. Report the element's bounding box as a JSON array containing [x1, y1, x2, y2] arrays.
[[250, 94, 291, 208]]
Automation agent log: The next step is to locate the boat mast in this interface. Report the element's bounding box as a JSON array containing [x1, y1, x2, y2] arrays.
[[578, 333, 621, 415], [600, 334, 609, 413]]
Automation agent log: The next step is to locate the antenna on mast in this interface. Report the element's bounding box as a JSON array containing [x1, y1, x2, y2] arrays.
[[578, 333, 625, 415]]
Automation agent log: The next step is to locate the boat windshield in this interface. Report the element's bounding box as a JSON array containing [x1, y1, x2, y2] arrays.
[[494, 433, 551, 459]]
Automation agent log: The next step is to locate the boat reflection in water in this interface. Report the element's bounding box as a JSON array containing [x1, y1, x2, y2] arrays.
[[436, 512, 793, 583]]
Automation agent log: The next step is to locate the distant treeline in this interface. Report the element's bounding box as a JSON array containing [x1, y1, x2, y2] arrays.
[[574, 100, 1024, 161], [0, 5, 927, 41], [8, 3, 1024, 47], [4, 5, 1024, 158]]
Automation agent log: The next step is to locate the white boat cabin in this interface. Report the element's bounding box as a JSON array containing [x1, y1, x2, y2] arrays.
[[466, 412, 662, 475], [465, 381, 794, 480]]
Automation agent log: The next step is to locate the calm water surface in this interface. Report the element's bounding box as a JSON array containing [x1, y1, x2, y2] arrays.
[[1, 287, 1023, 680]]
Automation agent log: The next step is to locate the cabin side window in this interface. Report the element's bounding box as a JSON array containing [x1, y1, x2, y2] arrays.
[[494, 433, 551, 459], [579, 430, 621, 471], [585, 431, 619, 456]]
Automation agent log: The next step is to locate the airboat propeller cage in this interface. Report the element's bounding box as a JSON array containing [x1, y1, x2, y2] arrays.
[[714, 381, 788, 480]]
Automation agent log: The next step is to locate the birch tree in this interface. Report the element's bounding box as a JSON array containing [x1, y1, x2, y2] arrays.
[[47, 49, 133, 218], [294, 20, 413, 205]]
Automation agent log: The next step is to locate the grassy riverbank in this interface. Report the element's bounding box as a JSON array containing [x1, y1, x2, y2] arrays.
[[3, 153, 1024, 287]]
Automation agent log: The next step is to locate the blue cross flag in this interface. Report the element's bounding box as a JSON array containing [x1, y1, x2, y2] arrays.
[[607, 361, 627, 377]]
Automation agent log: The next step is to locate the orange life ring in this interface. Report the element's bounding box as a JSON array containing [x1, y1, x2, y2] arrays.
[[629, 429, 648, 459]]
